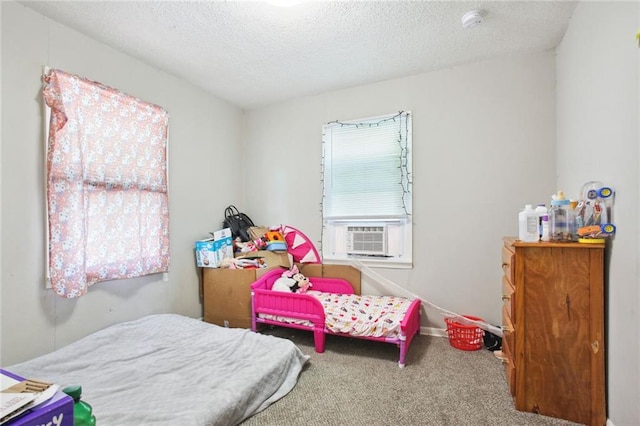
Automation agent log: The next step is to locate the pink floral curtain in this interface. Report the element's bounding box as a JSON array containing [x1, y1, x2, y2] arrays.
[[43, 69, 170, 298]]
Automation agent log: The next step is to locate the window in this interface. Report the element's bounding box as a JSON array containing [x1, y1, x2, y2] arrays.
[[43, 69, 170, 298], [322, 111, 412, 267]]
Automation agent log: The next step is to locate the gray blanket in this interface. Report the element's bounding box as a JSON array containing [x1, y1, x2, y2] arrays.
[[8, 314, 309, 425]]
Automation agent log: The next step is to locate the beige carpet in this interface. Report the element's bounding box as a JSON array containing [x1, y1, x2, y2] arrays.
[[241, 326, 583, 426]]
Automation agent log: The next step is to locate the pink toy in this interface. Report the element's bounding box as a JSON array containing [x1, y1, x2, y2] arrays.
[[250, 268, 421, 368], [236, 240, 258, 253], [293, 275, 312, 293], [275, 225, 321, 264], [271, 266, 313, 293]]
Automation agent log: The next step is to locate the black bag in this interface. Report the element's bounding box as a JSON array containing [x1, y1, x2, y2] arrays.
[[483, 326, 503, 352], [223, 205, 255, 242]]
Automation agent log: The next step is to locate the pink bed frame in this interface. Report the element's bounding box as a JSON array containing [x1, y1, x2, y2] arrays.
[[250, 268, 421, 368]]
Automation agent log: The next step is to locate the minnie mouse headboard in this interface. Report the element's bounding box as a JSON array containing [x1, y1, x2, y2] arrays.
[[277, 224, 321, 264]]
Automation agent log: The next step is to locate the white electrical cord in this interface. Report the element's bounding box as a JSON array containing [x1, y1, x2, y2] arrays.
[[349, 258, 503, 337]]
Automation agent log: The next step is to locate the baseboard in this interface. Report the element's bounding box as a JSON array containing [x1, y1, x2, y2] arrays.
[[421, 326, 447, 337]]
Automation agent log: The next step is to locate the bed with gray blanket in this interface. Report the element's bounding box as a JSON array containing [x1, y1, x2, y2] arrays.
[[7, 314, 309, 425]]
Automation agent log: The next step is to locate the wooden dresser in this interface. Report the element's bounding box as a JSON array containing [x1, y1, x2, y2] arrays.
[[501, 237, 606, 426]]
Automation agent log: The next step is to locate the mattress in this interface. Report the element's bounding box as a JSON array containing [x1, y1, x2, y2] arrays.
[[6, 314, 309, 426]]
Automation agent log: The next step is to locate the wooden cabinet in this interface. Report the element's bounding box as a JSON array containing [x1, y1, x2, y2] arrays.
[[501, 237, 606, 426]]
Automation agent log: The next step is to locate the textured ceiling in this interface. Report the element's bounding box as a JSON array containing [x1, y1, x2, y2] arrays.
[[20, 0, 577, 110]]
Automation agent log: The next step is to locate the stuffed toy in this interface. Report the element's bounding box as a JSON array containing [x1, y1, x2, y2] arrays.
[[272, 271, 297, 292], [272, 265, 312, 293], [290, 271, 312, 293]]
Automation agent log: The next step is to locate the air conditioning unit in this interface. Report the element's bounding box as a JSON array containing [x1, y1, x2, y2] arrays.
[[345, 225, 387, 256]]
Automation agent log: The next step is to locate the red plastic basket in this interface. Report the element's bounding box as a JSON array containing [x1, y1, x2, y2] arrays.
[[444, 315, 485, 351]]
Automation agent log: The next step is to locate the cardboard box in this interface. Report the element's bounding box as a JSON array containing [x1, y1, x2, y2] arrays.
[[1, 369, 74, 426], [202, 263, 361, 329], [203, 267, 278, 328], [236, 250, 291, 269], [297, 263, 361, 295], [195, 228, 233, 268]]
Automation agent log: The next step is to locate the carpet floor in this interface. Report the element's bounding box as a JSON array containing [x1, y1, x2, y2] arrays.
[[241, 326, 583, 426]]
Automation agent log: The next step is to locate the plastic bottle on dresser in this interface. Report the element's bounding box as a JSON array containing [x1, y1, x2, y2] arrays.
[[518, 204, 539, 242], [541, 214, 550, 241], [549, 190, 577, 242], [62, 385, 96, 426], [534, 204, 548, 239]]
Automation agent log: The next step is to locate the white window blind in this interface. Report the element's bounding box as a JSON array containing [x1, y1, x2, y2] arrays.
[[323, 111, 412, 219]]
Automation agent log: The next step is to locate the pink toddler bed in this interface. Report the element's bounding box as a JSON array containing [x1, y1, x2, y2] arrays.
[[250, 268, 421, 367]]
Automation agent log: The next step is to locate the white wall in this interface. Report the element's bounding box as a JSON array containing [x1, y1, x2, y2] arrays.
[[244, 52, 558, 328], [0, 1, 244, 365], [557, 1, 639, 424]]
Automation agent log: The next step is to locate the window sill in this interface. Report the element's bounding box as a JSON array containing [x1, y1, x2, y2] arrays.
[[321, 255, 412, 270]]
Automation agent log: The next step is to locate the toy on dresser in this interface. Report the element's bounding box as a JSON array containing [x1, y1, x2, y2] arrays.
[[272, 266, 312, 294], [575, 181, 616, 243]]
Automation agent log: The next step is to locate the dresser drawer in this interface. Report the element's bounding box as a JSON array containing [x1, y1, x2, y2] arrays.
[[502, 305, 515, 354], [502, 305, 516, 397], [502, 276, 516, 324], [502, 245, 515, 283], [502, 330, 516, 397]]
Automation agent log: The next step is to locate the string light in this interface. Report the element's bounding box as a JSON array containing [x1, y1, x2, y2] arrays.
[[326, 111, 406, 129]]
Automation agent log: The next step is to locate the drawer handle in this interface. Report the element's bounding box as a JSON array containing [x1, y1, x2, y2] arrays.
[[501, 295, 511, 301], [502, 325, 512, 333]]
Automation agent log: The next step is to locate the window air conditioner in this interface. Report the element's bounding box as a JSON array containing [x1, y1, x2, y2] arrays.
[[345, 225, 388, 256]]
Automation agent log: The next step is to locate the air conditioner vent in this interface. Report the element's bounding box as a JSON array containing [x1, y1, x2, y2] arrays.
[[346, 225, 387, 256]]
